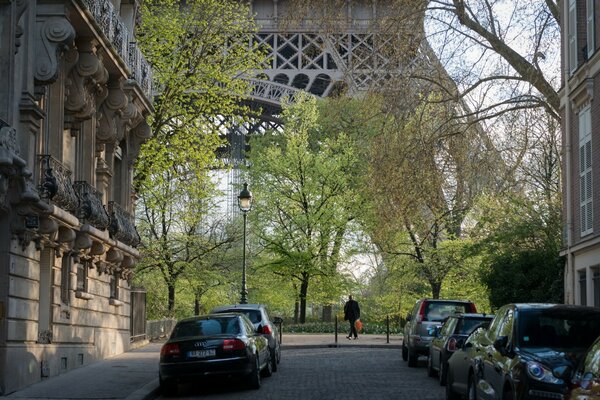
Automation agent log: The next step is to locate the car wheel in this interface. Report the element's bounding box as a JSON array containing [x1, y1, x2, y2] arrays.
[[467, 373, 478, 400], [402, 343, 408, 361], [407, 348, 418, 368], [427, 353, 436, 377], [159, 376, 177, 396], [247, 355, 261, 390], [439, 360, 447, 386], [271, 348, 278, 372], [445, 370, 460, 400], [502, 385, 514, 400], [261, 351, 273, 377]]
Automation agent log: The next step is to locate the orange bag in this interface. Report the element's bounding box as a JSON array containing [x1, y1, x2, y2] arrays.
[[354, 319, 363, 332]]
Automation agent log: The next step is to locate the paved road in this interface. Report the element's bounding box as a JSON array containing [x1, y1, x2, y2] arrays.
[[158, 348, 444, 400]]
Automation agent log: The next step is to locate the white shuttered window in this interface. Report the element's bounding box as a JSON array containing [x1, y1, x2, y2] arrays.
[[588, 0, 595, 58], [580, 106, 593, 236], [570, 0, 578, 73]]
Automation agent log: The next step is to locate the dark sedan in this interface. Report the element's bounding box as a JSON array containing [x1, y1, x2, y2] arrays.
[[445, 304, 600, 400], [158, 313, 271, 396], [427, 313, 493, 386]]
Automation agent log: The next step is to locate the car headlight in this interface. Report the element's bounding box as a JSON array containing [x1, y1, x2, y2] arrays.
[[526, 362, 562, 384]]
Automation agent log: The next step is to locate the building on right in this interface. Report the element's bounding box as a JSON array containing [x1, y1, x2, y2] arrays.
[[560, 0, 600, 306]]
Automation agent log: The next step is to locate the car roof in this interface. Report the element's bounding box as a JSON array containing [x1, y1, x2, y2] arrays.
[[177, 313, 243, 323], [511, 303, 600, 313], [212, 304, 265, 312], [418, 298, 474, 304], [450, 313, 493, 319]]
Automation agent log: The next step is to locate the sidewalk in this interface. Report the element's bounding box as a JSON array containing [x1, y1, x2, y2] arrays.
[[1, 333, 402, 400]]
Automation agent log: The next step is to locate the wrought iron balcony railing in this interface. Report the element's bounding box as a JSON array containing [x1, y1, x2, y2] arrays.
[[38, 155, 79, 213], [79, 0, 153, 99], [108, 201, 141, 247], [73, 181, 110, 230]]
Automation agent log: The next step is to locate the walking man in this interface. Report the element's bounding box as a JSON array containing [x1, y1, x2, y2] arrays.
[[343, 295, 360, 339]]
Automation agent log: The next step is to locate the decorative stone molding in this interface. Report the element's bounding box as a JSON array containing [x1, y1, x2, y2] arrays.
[[34, 17, 75, 84], [571, 78, 594, 113], [65, 40, 109, 121], [97, 77, 128, 144], [37, 329, 53, 344]]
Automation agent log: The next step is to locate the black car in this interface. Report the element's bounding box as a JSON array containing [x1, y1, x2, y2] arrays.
[[158, 313, 271, 396], [212, 304, 282, 372], [445, 304, 600, 400], [427, 313, 493, 385]]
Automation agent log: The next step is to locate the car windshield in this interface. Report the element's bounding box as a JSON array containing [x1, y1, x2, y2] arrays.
[[517, 309, 600, 349], [456, 318, 492, 335], [172, 317, 240, 338], [425, 302, 472, 322]]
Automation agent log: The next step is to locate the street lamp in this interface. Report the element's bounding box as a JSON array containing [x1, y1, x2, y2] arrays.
[[238, 182, 253, 304]]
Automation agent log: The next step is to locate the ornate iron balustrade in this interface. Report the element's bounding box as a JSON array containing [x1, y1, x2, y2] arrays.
[[108, 201, 141, 247], [79, 0, 153, 99], [73, 181, 110, 230], [38, 155, 79, 213]]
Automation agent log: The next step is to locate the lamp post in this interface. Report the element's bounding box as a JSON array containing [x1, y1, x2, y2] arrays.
[[238, 182, 253, 304]]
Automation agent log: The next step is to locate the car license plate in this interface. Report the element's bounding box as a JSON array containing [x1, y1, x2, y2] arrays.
[[187, 349, 216, 358]]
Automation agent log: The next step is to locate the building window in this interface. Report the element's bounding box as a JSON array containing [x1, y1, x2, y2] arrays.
[[61, 255, 71, 305], [570, 0, 578, 73], [588, 0, 595, 58], [579, 106, 593, 236], [110, 274, 119, 300], [76, 261, 89, 292], [594, 268, 600, 307], [580, 270, 588, 305]]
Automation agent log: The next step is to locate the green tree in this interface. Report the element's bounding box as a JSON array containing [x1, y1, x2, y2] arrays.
[[247, 94, 360, 323], [133, 0, 264, 315]]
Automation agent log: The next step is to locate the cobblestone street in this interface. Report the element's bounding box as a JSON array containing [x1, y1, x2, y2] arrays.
[[159, 348, 444, 400]]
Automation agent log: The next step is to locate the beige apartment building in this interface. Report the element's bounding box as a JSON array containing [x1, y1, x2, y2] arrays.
[[0, 0, 152, 394], [561, 0, 600, 306]]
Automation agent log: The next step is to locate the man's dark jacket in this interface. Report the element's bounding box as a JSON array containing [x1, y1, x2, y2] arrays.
[[344, 300, 360, 321]]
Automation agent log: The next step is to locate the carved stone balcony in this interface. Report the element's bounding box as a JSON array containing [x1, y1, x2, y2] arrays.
[[108, 201, 141, 247], [38, 155, 79, 213], [73, 181, 110, 230], [79, 0, 153, 99]]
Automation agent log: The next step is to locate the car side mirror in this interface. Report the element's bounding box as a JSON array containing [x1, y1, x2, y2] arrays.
[[406, 314, 412, 322], [456, 338, 465, 349], [427, 326, 439, 336], [493, 336, 509, 355], [552, 365, 573, 380], [273, 317, 283, 325]]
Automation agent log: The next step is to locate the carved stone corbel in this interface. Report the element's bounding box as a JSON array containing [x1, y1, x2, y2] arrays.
[[65, 40, 109, 121], [97, 77, 128, 144], [34, 16, 75, 84]]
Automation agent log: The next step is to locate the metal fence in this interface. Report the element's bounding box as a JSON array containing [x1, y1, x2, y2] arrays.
[[130, 288, 146, 342]]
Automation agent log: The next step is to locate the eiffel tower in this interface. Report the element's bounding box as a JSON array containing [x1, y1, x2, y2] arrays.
[[223, 0, 429, 216]]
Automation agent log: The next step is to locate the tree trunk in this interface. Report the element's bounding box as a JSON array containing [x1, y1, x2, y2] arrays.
[[194, 295, 200, 316], [294, 300, 299, 324], [168, 283, 176, 312], [299, 273, 309, 323], [431, 281, 442, 299]]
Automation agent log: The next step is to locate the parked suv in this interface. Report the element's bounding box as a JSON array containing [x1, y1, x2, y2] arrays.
[[211, 304, 281, 372], [402, 299, 477, 367]]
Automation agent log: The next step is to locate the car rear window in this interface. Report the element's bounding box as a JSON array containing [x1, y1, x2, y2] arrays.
[[456, 318, 492, 335], [424, 302, 473, 322], [172, 317, 239, 338]]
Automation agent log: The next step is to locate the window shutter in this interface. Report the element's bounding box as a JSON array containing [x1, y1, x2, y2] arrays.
[[570, 0, 578, 73], [588, 0, 595, 57], [580, 107, 593, 236]]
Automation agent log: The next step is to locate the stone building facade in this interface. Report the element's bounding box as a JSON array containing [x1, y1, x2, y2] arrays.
[[0, 0, 152, 394], [561, 0, 600, 306]]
